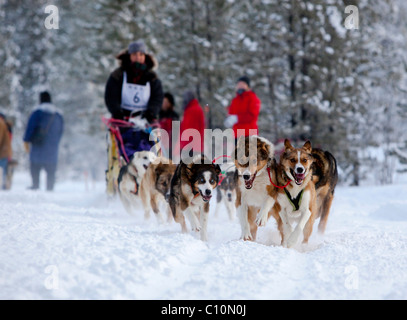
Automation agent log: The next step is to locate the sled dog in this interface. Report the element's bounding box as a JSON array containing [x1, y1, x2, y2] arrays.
[[169, 154, 221, 241], [215, 169, 239, 220], [118, 151, 156, 214], [233, 135, 282, 241], [274, 140, 317, 248], [257, 140, 338, 247], [139, 156, 176, 223]]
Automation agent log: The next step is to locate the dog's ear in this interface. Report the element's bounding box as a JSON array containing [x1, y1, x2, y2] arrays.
[[234, 169, 239, 181], [259, 146, 269, 161], [266, 142, 275, 159], [284, 139, 294, 151], [303, 140, 312, 153], [184, 162, 194, 178], [214, 164, 221, 175], [148, 152, 158, 164], [234, 136, 244, 155], [155, 165, 164, 177]]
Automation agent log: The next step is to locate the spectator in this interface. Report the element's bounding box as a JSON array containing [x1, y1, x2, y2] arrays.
[[23, 91, 64, 191], [178, 90, 205, 158], [224, 75, 261, 138]]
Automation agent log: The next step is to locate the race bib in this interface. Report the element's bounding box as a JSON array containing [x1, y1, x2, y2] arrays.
[[121, 72, 151, 111]]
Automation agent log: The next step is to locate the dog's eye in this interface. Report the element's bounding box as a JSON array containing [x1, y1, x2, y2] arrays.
[[200, 177, 205, 183], [210, 179, 215, 184], [290, 159, 296, 163], [303, 159, 307, 163]]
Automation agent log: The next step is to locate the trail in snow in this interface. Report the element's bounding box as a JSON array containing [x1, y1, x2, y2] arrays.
[[1, 172, 407, 299]]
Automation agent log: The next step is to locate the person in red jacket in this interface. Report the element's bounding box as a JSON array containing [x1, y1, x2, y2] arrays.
[[178, 90, 205, 157], [224, 76, 261, 138]]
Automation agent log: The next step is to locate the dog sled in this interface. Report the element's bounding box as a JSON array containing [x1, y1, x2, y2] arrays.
[[102, 114, 161, 196]]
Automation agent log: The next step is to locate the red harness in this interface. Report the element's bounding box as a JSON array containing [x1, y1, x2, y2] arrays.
[[267, 167, 291, 189]]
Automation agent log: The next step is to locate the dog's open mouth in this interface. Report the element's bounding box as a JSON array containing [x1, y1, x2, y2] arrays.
[[244, 172, 257, 189], [292, 171, 306, 185], [200, 192, 212, 202]]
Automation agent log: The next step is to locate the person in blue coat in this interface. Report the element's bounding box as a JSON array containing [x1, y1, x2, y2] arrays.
[[23, 91, 64, 191]]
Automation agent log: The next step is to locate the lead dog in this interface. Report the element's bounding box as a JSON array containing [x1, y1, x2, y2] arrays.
[[275, 140, 317, 248], [139, 157, 176, 223], [233, 135, 282, 241], [257, 140, 338, 246], [118, 151, 156, 215], [169, 154, 221, 241]]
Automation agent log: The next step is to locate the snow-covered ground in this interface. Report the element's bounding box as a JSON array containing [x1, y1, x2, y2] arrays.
[[1, 171, 407, 300]]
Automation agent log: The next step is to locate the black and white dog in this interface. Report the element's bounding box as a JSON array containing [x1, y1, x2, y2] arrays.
[[168, 154, 221, 241]]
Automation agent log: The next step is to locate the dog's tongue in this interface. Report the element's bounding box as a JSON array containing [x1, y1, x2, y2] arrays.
[[294, 173, 305, 184], [244, 173, 257, 189], [202, 194, 212, 202], [244, 180, 252, 189]]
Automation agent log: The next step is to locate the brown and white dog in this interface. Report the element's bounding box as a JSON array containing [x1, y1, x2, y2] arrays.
[[169, 154, 221, 241], [257, 140, 338, 246], [275, 140, 317, 248], [118, 151, 156, 215], [139, 156, 176, 223], [233, 135, 281, 241]]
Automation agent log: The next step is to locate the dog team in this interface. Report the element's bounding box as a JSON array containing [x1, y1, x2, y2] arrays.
[[117, 135, 338, 248]]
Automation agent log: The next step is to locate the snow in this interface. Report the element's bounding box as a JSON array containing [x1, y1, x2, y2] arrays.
[[1, 172, 407, 300]]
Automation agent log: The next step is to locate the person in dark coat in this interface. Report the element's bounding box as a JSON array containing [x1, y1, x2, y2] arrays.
[[104, 40, 164, 158], [23, 91, 64, 191], [159, 92, 179, 157]]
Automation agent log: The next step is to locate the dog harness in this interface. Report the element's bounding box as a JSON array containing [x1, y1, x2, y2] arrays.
[[284, 188, 304, 211], [130, 175, 139, 195]]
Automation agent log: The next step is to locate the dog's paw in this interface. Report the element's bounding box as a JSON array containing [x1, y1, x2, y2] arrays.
[[286, 229, 301, 248], [255, 212, 268, 227], [241, 233, 253, 241], [192, 224, 201, 232]]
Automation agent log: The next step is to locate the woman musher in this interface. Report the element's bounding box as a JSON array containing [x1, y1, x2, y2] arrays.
[[104, 40, 164, 159]]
